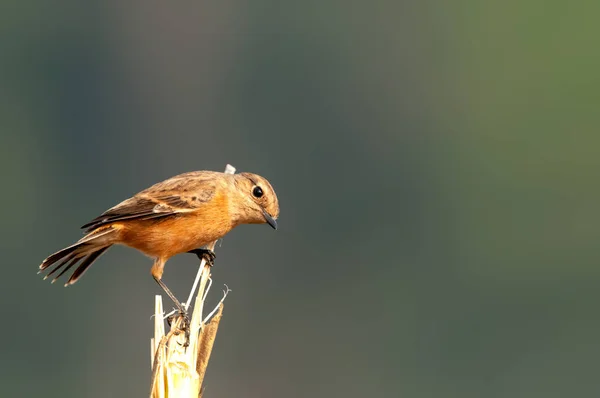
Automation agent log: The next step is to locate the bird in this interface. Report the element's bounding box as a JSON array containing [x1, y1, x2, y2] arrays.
[[38, 170, 279, 314]]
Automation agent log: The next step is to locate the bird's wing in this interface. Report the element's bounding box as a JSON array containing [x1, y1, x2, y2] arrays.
[[81, 171, 218, 232]]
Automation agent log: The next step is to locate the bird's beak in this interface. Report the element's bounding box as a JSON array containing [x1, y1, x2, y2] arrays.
[[262, 209, 278, 230]]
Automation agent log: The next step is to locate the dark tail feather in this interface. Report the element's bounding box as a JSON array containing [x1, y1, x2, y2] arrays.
[[43, 252, 78, 279], [39, 246, 79, 272], [50, 255, 82, 283], [39, 228, 115, 285], [65, 246, 110, 286]]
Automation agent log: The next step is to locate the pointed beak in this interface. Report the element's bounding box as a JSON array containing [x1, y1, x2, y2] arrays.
[[262, 209, 278, 230]]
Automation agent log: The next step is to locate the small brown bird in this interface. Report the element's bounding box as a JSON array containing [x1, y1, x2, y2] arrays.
[[39, 170, 279, 312]]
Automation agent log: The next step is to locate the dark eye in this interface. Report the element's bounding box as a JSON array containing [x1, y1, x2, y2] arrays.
[[252, 186, 264, 198]]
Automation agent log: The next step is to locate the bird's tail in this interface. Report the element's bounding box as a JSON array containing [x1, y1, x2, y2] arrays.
[[39, 227, 117, 286]]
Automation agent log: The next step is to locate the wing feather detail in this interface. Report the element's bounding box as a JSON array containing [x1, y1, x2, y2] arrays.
[[81, 172, 219, 232]]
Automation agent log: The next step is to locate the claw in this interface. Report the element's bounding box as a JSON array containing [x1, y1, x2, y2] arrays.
[[188, 248, 216, 266], [166, 311, 191, 347]]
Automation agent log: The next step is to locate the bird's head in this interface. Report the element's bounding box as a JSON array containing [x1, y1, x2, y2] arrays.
[[233, 172, 279, 229]]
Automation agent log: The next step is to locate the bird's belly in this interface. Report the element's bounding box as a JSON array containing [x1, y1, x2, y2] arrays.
[[118, 215, 233, 258]]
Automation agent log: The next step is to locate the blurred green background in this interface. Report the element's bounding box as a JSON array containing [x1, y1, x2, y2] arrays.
[[2, 1, 599, 397]]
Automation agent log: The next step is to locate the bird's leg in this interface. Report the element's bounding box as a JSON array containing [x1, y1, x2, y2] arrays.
[[187, 248, 216, 266], [153, 276, 186, 315], [151, 258, 190, 345], [154, 276, 191, 347]]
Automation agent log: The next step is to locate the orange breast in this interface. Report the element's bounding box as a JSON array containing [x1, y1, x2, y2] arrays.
[[116, 191, 233, 258]]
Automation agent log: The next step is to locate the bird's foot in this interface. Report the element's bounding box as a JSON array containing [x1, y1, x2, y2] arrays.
[[166, 307, 189, 325], [180, 312, 191, 347], [166, 309, 191, 347], [188, 248, 216, 266]]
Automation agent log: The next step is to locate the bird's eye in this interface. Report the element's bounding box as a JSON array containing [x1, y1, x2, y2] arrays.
[[252, 186, 264, 198]]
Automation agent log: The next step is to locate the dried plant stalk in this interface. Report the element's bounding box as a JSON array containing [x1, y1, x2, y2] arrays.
[[196, 304, 223, 388], [149, 164, 234, 398]]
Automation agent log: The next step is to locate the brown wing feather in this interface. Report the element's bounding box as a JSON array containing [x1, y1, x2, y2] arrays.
[[81, 171, 219, 232]]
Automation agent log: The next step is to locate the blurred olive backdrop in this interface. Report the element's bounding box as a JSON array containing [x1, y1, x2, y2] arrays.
[[2, 1, 599, 397]]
